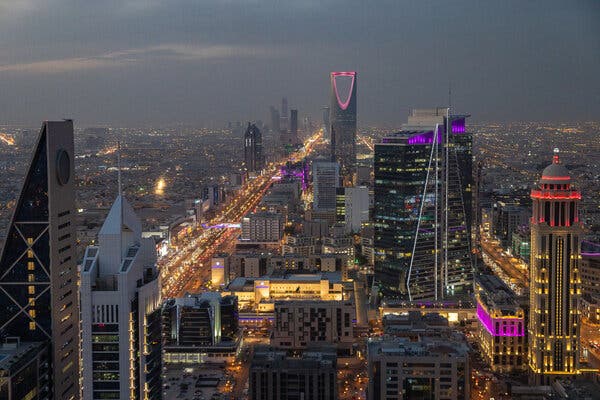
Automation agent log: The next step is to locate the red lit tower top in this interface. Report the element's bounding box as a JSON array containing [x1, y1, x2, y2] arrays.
[[531, 148, 581, 227]]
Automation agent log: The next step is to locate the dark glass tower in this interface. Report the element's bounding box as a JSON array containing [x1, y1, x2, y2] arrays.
[[373, 110, 473, 300], [330, 71, 357, 181], [0, 121, 80, 398], [244, 123, 264, 173]]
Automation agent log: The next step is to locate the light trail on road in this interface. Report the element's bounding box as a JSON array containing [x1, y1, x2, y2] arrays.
[[160, 129, 323, 298]]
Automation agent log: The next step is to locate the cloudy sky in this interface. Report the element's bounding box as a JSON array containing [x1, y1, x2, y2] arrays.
[[0, 0, 598, 127]]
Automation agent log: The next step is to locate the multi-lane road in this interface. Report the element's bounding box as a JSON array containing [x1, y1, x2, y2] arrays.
[[160, 130, 323, 298]]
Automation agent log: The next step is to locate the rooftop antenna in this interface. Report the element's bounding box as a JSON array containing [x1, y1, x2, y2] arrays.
[[448, 81, 452, 116], [117, 140, 122, 197]]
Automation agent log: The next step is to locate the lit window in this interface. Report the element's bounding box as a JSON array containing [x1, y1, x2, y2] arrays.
[[27, 238, 33, 245], [29, 298, 35, 306], [28, 261, 35, 270], [29, 322, 36, 330], [27, 250, 34, 258], [29, 309, 36, 318], [28, 286, 35, 295], [28, 274, 35, 282]]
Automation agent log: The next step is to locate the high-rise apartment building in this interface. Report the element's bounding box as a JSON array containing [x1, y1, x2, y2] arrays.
[[336, 186, 370, 233], [312, 161, 340, 212], [80, 195, 162, 399], [244, 123, 264, 173], [528, 149, 582, 380], [280, 97, 289, 133], [373, 108, 473, 300], [330, 71, 357, 180], [0, 120, 80, 399]]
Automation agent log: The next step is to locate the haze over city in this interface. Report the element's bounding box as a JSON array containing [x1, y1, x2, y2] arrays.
[[1, 0, 599, 126]]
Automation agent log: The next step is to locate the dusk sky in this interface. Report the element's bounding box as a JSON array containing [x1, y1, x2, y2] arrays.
[[0, 0, 598, 127]]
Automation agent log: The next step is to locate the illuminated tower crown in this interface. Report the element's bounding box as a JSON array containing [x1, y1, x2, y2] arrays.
[[528, 148, 583, 381]]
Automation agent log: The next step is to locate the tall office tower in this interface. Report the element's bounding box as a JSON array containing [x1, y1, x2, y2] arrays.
[[0, 120, 79, 399], [312, 161, 340, 212], [330, 71, 357, 181], [80, 195, 162, 400], [280, 97, 289, 133], [373, 109, 473, 300], [243, 123, 264, 173], [322, 106, 330, 139], [290, 109, 298, 144], [528, 149, 582, 381], [269, 106, 280, 134]]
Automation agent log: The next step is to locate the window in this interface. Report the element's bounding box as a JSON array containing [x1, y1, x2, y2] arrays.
[[29, 321, 36, 330], [28, 286, 35, 295], [28, 261, 35, 270]]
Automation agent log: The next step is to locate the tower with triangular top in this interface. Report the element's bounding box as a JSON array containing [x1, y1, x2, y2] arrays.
[[0, 120, 80, 399]]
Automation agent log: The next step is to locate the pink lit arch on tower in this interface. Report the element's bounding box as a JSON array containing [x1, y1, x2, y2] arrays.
[[331, 71, 356, 111]]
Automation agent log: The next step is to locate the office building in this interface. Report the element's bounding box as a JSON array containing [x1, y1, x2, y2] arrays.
[[250, 346, 337, 400], [475, 275, 526, 373], [162, 293, 239, 364], [241, 212, 284, 242], [0, 120, 79, 399], [312, 161, 340, 213], [80, 194, 162, 400], [336, 186, 369, 233], [230, 252, 270, 278], [528, 149, 583, 380], [330, 71, 357, 180], [211, 253, 230, 287], [272, 300, 355, 351], [244, 123, 264, 173], [373, 108, 473, 300], [0, 340, 49, 400], [367, 336, 470, 400]]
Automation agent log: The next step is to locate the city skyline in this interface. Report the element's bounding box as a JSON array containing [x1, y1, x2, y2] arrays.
[[0, 1, 598, 126]]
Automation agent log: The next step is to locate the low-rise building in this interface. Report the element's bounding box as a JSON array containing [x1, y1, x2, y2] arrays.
[[250, 346, 337, 400], [272, 300, 355, 352], [162, 293, 240, 364], [367, 336, 470, 400], [475, 274, 527, 373], [0, 340, 49, 400]]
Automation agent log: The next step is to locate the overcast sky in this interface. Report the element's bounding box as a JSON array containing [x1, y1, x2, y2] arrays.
[[0, 0, 598, 127]]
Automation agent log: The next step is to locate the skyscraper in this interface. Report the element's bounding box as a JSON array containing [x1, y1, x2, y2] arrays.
[[528, 149, 582, 380], [244, 123, 264, 173], [80, 195, 162, 399], [290, 108, 298, 144], [330, 71, 357, 181], [0, 120, 80, 399], [373, 108, 473, 300], [312, 161, 340, 212], [322, 106, 330, 140], [280, 97, 289, 133], [269, 106, 280, 134]]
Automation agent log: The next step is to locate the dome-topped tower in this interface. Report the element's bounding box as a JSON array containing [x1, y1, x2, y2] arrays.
[[540, 148, 571, 184], [528, 149, 583, 381]]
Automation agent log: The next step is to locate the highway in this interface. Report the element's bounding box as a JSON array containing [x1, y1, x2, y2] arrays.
[[160, 130, 323, 298]]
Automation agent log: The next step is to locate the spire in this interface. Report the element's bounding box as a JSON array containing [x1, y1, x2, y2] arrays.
[[553, 147, 560, 164]]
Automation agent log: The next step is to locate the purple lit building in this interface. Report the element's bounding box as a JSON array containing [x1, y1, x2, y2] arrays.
[[475, 275, 527, 373], [373, 108, 473, 300]]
